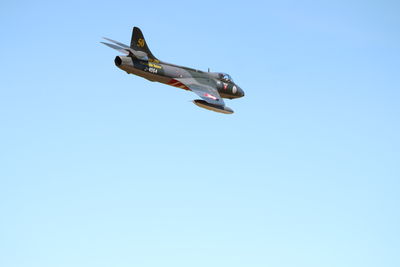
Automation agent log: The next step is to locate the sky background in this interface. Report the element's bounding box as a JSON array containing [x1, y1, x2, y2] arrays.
[[1, 1, 399, 267]]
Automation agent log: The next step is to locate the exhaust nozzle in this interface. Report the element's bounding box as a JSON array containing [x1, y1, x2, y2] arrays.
[[114, 56, 122, 66]]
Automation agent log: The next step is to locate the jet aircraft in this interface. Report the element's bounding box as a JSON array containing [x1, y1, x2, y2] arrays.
[[101, 27, 245, 114]]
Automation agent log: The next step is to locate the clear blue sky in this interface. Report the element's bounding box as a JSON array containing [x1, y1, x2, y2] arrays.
[[1, 1, 399, 266]]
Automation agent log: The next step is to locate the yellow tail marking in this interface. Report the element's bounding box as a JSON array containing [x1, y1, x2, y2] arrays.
[[137, 38, 145, 47]]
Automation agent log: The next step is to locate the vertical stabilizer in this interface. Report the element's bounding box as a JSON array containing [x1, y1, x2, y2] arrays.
[[130, 27, 158, 61]]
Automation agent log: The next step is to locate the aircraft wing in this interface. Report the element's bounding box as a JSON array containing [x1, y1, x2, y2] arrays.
[[176, 78, 234, 114], [176, 78, 225, 106]]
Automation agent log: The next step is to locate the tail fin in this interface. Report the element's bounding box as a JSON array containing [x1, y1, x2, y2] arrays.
[[130, 27, 158, 61]]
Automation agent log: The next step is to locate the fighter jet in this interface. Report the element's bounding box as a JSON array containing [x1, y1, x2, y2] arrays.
[[101, 27, 245, 114]]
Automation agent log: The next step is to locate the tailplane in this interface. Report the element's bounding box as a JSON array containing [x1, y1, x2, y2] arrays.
[[130, 27, 158, 61]]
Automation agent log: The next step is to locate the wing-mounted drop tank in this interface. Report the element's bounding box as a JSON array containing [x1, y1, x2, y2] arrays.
[[193, 100, 234, 114]]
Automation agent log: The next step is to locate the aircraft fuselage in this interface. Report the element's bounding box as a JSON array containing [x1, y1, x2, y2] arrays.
[[114, 56, 244, 100]]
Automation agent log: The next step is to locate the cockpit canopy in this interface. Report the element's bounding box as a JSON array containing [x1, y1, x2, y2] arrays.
[[219, 73, 234, 83]]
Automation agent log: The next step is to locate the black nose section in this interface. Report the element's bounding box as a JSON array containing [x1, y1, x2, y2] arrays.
[[238, 87, 245, 97]]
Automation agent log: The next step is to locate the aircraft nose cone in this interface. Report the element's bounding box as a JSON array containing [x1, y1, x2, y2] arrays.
[[238, 87, 245, 97]]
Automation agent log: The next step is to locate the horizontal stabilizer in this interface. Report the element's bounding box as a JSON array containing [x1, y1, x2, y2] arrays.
[[130, 50, 148, 61], [100, 42, 129, 54], [102, 37, 130, 48], [101, 40, 149, 60]]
